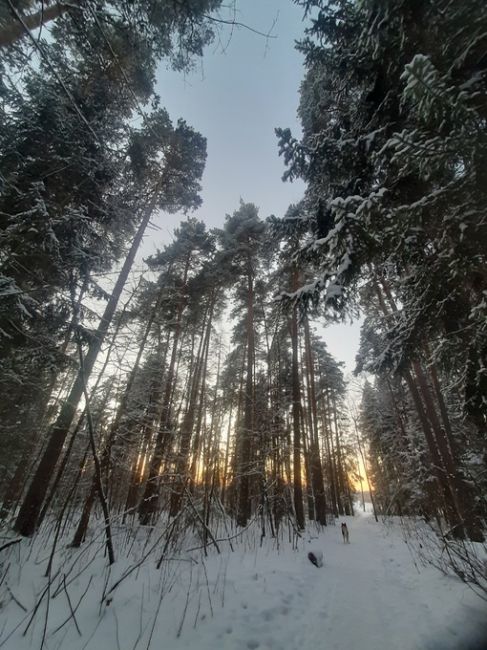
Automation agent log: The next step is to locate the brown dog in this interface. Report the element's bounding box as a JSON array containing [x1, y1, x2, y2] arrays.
[[341, 522, 350, 544]]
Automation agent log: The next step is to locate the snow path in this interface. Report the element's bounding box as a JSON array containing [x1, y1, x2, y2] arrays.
[[178, 511, 486, 650], [1, 510, 486, 650]]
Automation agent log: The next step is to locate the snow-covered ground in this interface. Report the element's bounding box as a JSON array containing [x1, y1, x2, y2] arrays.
[[1, 508, 486, 650]]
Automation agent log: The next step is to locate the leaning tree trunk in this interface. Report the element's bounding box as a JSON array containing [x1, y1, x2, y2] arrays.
[[1, 281, 88, 520], [0, 1, 79, 49], [424, 348, 484, 541], [375, 277, 477, 539], [71, 282, 167, 545], [412, 360, 483, 541], [15, 195, 158, 537]]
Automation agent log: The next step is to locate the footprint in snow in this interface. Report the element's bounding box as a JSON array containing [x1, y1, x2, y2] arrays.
[[247, 641, 260, 650]]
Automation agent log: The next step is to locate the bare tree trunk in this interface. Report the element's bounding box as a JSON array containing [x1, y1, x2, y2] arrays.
[[322, 411, 338, 518], [138, 258, 189, 525], [326, 390, 343, 516], [15, 196, 157, 537], [1, 1, 79, 49], [374, 277, 474, 538], [353, 418, 379, 522], [123, 330, 170, 521], [189, 310, 212, 488], [220, 404, 233, 507], [71, 282, 166, 543], [303, 317, 327, 525], [236, 256, 256, 527], [75, 331, 115, 564], [289, 267, 305, 530], [1, 281, 88, 520], [332, 395, 351, 515], [300, 406, 315, 520], [170, 295, 214, 516], [356, 452, 366, 512]]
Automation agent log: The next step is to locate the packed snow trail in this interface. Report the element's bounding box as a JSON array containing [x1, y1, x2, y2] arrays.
[[178, 510, 486, 650]]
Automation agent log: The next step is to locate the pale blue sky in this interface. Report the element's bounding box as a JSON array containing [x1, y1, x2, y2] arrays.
[[148, 0, 307, 237], [144, 0, 361, 374]]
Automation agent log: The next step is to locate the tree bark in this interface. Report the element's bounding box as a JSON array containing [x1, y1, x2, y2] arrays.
[[332, 395, 351, 515], [303, 316, 327, 525], [353, 417, 379, 522], [14, 194, 157, 536], [236, 255, 256, 527], [289, 266, 305, 530], [170, 295, 214, 516], [71, 281, 167, 543], [138, 256, 190, 524], [1, 1, 77, 49]]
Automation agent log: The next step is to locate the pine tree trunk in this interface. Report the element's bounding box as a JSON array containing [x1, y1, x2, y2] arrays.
[[412, 360, 482, 539], [289, 267, 305, 530], [332, 395, 351, 515], [138, 258, 189, 525], [170, 295, 214, 516], [321, 406, 338, 518], [424, 352, 484, 541], [220, 404, 233, 508], [227, 346, 246, 513], [0, 451, 31, 521], [303, 317, 327, 524], [353, 419, 379, 522], [189, 315, 212, 490], [0, 1, 77, 49], [300, 407, 315, 520], [374, 280, 454, 523], [0, 282, 87, 520], [236, 256, 255, 527], [123, 331, 170, 521], [326, 390, 344, 516], [14, 197, 157, 537], [375, 277, 472, 538], [66, 290, 147, 543]]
